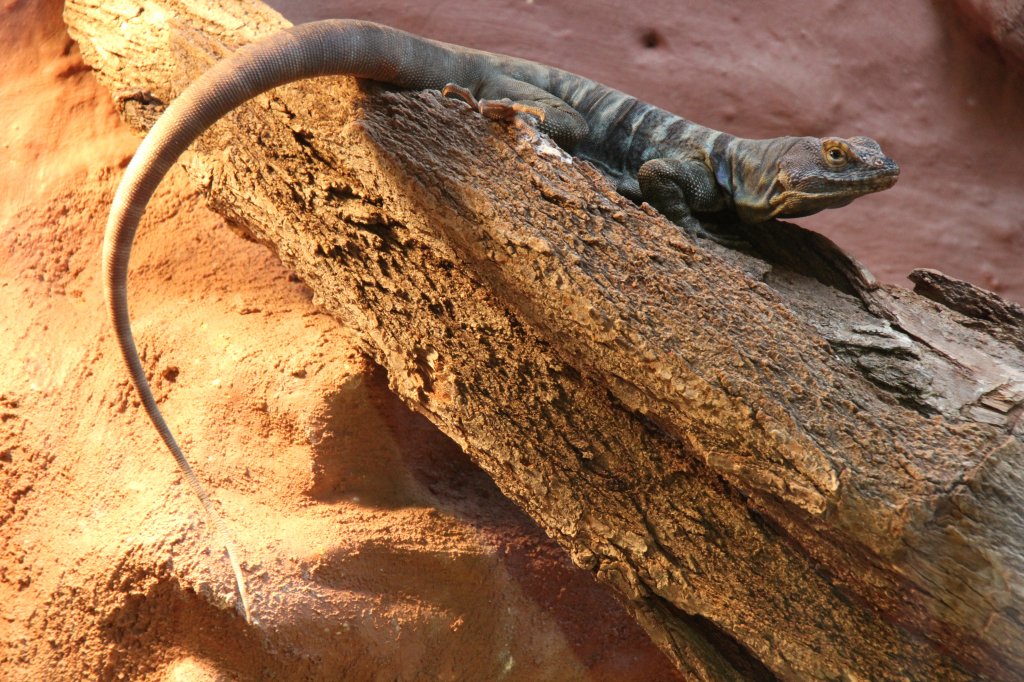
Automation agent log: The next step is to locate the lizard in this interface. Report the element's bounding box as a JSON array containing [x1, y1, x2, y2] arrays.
[[103, 19, 900, 624]]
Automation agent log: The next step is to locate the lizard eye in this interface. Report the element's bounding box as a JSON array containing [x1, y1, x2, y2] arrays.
[[823, 144, 848, 167]]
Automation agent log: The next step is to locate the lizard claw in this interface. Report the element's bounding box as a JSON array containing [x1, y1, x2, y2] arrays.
[[481, 99, 546, 123], [442, 82, 479, 108], [442, 83, 546, 123]]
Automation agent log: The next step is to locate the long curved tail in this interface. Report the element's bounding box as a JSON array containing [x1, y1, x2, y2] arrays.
[[103, 19, 466, 624]]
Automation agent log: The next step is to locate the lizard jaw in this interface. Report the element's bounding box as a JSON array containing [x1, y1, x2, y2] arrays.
[[769, 162, 900, 219]]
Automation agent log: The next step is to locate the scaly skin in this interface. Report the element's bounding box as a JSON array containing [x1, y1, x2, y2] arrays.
[[104, 19, 900, 622]]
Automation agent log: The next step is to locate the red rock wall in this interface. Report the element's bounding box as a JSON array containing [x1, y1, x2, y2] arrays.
[[952, 0, 1024, 69]]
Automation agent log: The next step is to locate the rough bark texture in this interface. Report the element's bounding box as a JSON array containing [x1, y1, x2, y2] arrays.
[[66, 0, 1024, 679]]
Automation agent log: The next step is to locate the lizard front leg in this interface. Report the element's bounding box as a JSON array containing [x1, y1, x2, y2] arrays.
[[637, 157, 723, 228]]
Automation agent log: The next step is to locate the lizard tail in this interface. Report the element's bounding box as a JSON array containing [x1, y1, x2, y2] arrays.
[[103, 19, 461, 625]]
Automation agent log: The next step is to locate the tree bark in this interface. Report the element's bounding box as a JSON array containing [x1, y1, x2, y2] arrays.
[[66, 0, 1024, 678]]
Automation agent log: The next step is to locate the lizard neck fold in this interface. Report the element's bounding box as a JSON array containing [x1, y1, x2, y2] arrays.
[[713, 136, 790, 224], [709, 132, 738, 205]]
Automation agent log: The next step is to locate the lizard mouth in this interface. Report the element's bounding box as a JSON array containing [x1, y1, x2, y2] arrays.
[[813, 163, 901, 191], [842, 166, 900, 190], [769, 163, 899, 218]]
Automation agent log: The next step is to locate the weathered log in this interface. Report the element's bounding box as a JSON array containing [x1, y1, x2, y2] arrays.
[[66, 0, 1024, 678]]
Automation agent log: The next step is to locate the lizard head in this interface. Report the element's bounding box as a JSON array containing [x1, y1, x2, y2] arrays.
[[733, 135, 899, 223]]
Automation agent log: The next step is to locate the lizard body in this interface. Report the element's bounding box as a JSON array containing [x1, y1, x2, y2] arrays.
[[103, 19, 899, 622]]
